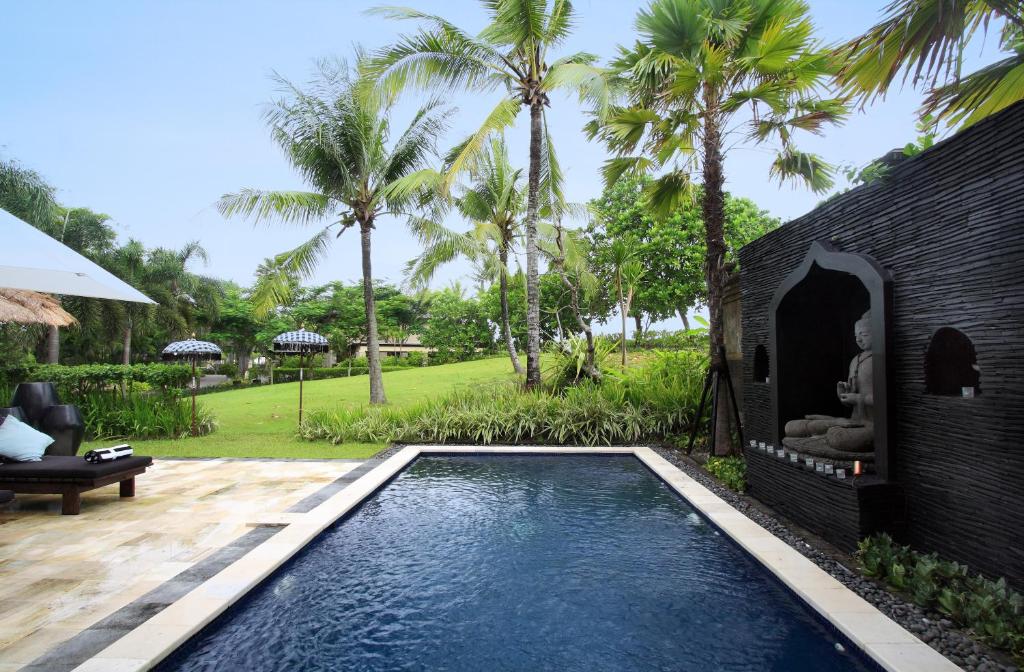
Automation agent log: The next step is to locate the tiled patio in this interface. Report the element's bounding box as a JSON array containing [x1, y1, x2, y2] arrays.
[[0, 458, 362, 671]]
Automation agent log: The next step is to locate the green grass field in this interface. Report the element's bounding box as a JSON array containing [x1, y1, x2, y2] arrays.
[[81, 357, 519, 459]]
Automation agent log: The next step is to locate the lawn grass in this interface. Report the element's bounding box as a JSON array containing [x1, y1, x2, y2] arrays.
[[81, 356, 520, 459]]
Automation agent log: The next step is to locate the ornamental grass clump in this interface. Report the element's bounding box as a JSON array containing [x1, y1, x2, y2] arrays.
[[301, 351, 707, 446], [77, 391, 216, 441]]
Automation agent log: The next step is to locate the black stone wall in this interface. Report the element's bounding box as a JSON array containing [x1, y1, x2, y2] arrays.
[[739, 101, 1024, 586]]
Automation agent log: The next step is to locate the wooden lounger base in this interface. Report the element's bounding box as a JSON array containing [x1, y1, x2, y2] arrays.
[[0, 467, 147, 515]]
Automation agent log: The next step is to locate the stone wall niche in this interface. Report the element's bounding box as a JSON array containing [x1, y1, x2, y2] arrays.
[[769, 241, 894, 480]]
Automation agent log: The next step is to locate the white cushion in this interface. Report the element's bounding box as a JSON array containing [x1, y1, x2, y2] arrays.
[[0, 415, 53, 462]]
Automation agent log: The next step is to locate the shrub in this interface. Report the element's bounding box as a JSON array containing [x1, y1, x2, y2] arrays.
[[545, 335, 618, 386], [302, 350, 708, 447], [279, 354, 326, 368], [216, 362, 239, 378], [404, 351, 426, 367], [857, 534, 1024, 660], [704, 456, 746, 492], [2, 363, 192, 398], [77, 391, 216, 440]]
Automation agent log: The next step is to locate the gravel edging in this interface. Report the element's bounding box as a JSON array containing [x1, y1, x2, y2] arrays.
[[649, 445, 1017, 672]]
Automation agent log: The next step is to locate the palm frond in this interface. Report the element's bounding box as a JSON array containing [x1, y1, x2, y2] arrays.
[[250, 227, 334, 315], [835, 0, 1003, 102], [770, 148, 835, 193], [405, 217, 482, 288], [367, 12, 511, 97], [544, 58, 612, 118], [644, 170, 693, 219], [924, 49, 1024, 127], [0, 157, 56, 227], [443, 96, 521, 188], [217, 189, 332, 226]]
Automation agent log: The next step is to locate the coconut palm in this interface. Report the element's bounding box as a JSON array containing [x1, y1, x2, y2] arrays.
[[835, 0, 1024, 128], [369, 0, 609, 390], [218, 59, 447, 404], [593, 0, 846, 452], [406, 136, 527, 374]]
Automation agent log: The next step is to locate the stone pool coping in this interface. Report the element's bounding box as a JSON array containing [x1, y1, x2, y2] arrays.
[[70, 446, 960, 672]]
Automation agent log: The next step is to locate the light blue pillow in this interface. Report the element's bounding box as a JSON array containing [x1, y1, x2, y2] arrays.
[[0, 415, 53, 462]]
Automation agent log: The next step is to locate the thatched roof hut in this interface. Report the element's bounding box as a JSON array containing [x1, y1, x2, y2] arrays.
[[0, 289, 77, 327]]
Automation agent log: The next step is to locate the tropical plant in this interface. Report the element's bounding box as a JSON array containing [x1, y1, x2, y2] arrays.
[[302, 349, 708, 446], [0, 156, 56, 227], [704, 455, 746, 492], [218, 58, 448, 404], [406, 136, 527, 374], [111, 240, 216, 364], [835, 0, 1024, 128], [546, 333, 617, 387], [593, 0, 846, 452], [857, 534, 1024, 661], [370, 0, 610, 389], [541, 216, 603, 378], [608, 240, 645, 366]]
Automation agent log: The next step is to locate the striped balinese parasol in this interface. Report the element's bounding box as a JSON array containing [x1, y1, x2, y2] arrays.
[[0, 289, 77, 327], [161, 337, 222, 437], [272, 328, 329, 424]]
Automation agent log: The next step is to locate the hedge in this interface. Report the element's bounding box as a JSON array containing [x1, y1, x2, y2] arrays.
[[1, 363, 192, 399]]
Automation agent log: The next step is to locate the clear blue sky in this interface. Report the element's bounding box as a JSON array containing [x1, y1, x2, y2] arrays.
[[1, 1, 1002, 330]]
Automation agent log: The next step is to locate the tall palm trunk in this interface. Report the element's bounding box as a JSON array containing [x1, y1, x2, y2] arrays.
[[498, 243, 524, 375], [359, 220, 387, 404], [701, 89, 731, 455], [618, 280, 628, 367], [122, 320, 132, 365], [523, 99, 544, 390], [46, 325, 59, 364]]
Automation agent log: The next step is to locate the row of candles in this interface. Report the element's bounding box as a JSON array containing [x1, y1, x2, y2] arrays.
[[747, 439, 863, 479]]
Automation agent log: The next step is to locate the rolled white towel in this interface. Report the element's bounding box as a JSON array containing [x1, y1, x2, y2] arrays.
[[83, 445, 133, 464]]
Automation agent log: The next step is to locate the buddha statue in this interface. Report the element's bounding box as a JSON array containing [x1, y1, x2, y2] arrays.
[[783, 311, 875, 463]]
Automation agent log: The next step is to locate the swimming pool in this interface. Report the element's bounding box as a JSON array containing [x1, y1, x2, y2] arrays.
[[157, 454, 877, 671]]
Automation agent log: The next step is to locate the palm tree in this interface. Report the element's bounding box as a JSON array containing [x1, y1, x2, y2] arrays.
[[835, 0, 1024, 128], [593, 0, 846, 453], [218, 60, 447, 404], [407, 136, 526, 374], [370, 0, 609, 389], [0, 157, 56, 228], [608, 240, 645, 367]]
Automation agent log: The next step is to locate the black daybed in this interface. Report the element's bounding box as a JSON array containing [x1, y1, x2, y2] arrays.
[[0, 455, 152, 515]]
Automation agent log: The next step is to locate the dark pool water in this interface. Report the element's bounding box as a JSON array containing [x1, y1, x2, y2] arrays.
[[159, 455, 873, 671]]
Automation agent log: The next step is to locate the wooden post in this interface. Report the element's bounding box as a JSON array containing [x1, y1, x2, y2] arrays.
[[298, 354, 304, 426], [191, 358, 197, 437]]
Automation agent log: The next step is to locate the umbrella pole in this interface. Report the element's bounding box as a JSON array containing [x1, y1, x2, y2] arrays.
[[299, 355, 304, 426], [190, 359, 197, 437]]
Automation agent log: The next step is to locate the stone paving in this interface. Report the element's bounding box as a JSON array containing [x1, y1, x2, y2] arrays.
[[0, 458, 361, 671]]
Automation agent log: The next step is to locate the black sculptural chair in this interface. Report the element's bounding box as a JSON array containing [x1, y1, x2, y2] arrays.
[[8, 382, 86, 456], [10, 382, 60, 427], [40, 405, 85, 457]]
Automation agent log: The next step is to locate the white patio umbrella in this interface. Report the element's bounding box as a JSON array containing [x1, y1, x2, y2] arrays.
[[0, 208, 154, 303]]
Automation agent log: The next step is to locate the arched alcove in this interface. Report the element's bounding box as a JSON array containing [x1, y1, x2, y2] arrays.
[[753, 344, 769, 383], [925, 328, 980, 396], [769, 241, 893, 479]]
